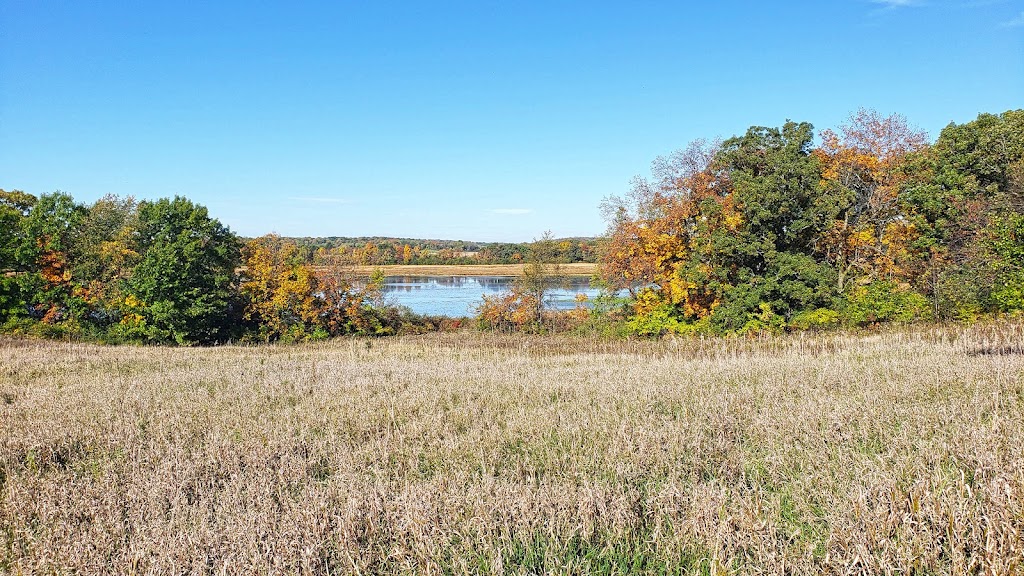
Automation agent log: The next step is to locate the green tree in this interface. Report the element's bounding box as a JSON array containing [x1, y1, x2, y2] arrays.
[[904, 110, 1024, 317], [706, 121, 839, 332], [20, 192, 88, 324], [0, 189, 37, 322], [127, 197, 240, 344]]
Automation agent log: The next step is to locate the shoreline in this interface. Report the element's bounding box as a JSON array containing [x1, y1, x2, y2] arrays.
[[337, 262, 599, 277]]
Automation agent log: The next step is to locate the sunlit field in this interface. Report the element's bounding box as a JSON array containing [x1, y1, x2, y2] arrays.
[[2, 323, 1023, 574]]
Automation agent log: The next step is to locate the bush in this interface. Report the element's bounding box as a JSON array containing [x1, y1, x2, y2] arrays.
[[0, 317, 84, 340], [789, 308, 840, 331], [737, 302, 788, 336], [475, 289, 540, 332], [841, 281, 931, 326], [626, 302, 713, 337]]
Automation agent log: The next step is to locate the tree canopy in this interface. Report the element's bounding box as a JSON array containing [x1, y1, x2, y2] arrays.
[[601, 109, 1024, 335], [3, 107, 1022, 342]]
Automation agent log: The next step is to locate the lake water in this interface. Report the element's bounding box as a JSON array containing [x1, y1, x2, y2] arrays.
[[382, 276, 599, 317]]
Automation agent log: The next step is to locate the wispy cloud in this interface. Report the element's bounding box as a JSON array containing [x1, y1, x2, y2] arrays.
[[872, 0, 921, 6], [1001, 10, 1024, 26], [488, 208, 532, 215], [960, 0, 1010, 7], [287, 196, 352, 204]]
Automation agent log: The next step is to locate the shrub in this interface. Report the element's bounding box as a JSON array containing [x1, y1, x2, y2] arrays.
[[475, 289, 540, 332], [841, 281, 931, 326], [789, 308, 841, 331]]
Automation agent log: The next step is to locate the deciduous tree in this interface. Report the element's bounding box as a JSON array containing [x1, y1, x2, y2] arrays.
[[240, 234, 322, 341], [814, 109, 928, 289], [127, 197, 240, 344]]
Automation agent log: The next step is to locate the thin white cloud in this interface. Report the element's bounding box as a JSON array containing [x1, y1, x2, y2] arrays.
[[960, 0, 1010, 6], [1001, 11, 1024, 26], [871, 0, 922, 6], [488, 208, 532, 215], [287, 196, 352, 204]]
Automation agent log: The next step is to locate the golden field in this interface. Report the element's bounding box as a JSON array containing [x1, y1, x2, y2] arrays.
[[1, 323, 1023, 574]]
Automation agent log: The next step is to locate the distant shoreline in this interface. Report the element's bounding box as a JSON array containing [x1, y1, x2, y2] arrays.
[[338, 263, 598, 277]]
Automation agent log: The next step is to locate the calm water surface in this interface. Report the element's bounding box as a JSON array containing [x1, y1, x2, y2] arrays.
[[382, 276, 599, 317]]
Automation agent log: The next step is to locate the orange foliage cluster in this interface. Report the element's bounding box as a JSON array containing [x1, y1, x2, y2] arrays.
[[475, 290, 542, 331], [814, 109, 929, 288], [34, 239, 72, 324], [601, 142, 732, 320], [240, 235, 386, 340], [475, 289, 590, 332]]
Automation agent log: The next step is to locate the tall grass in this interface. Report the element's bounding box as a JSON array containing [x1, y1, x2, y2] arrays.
[[1, 322, 1022, 574]]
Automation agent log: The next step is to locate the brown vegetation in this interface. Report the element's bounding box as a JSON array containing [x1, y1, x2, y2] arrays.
[[1, 322, 1023, 574]]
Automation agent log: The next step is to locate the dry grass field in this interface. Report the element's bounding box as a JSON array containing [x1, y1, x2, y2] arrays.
[[2, 323, 1023, 574], [346, 263, 598, 277]]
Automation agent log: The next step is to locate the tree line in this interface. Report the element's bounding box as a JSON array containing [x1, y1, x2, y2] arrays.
[[599, 109, 1024, 335], [296, 236, 598, 266], [3, 108, 1020, 343], [0, 195, 461, 344]]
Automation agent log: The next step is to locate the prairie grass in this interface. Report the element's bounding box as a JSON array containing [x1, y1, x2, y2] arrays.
[[1, 322, 1023, 574]]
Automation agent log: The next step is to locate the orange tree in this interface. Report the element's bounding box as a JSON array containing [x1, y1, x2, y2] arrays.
[[599, 140, 730, 327], [814, 109, 929, 291]]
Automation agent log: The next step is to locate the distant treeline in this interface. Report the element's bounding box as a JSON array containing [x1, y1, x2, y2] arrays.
[[599, 109, 1024, 335], [278, 236, 600, 266]]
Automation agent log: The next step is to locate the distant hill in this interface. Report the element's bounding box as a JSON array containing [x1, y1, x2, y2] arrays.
[[253, 236, 606, 266]]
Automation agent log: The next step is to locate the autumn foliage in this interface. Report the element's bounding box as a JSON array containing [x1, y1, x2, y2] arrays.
[[2, 107, 1022, 342], [240, 235, 413, 341], [0, 194, 434, 344], [601, 109, 1024, 335]]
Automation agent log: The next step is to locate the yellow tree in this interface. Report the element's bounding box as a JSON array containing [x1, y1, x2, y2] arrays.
[[240, 234, 321, 341], [814, 109, 928, 289]]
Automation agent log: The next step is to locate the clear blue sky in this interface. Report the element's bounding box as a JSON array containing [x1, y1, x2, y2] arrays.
[[2, 1, 1021, 241]]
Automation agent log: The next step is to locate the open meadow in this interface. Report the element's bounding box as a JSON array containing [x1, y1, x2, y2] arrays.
[[2, 324, 1023, 574]]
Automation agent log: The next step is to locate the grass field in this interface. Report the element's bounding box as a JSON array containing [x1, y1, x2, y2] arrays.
[[345, 263, 599, 277], [2, 323, 1023, 574]]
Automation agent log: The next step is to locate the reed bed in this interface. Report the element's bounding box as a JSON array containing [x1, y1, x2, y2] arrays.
[[1, 322, 1022, 574]]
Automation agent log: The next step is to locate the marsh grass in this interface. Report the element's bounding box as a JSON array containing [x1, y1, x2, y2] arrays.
[[1, 322, 1023, 574]]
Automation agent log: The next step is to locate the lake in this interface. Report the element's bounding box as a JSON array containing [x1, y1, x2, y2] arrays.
[[381, 275, 600, 317]]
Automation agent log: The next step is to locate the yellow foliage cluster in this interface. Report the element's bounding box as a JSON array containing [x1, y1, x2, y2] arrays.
[[816, 110, 928, 288], [602, 148, 736, 322], [240, 235, 322, 339]]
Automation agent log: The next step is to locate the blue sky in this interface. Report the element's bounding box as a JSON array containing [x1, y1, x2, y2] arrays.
[[2, 1, 1021, 241]]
